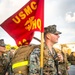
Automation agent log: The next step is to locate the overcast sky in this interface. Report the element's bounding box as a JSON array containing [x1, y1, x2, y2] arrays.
[[0, 0, 75, 46]]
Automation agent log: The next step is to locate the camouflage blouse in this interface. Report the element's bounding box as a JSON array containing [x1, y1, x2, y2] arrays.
[[29, 47, 58, 75], [0, 54, 9, 73]]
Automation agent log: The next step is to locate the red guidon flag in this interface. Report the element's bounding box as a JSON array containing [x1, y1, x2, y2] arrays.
[[1, 0, 44, 46]]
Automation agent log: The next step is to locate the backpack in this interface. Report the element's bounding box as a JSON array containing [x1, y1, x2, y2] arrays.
[[11, 44, 40, 75]]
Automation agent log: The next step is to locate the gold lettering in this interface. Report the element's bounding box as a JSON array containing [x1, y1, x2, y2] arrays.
[[22, 39, 28, 45], [32, 19, 37, 29], [18, 41, 22, 45], [31, 1, 37, 10], [19, 11, 26, 19], [25, 42, 28, 45], [22, 39, 26, 43], [25, 16, 34, 26], [12, 1, 37, 24], [25, 16, 34, 31], [37, 19, 41, 30], [12, 16, 21, 24], [25, 25, 32, 31], [24, 5, 32, 16]]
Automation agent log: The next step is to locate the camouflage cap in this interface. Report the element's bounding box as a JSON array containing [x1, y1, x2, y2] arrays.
[[44, 25, 61, 34], [0, 39, 6, 47]]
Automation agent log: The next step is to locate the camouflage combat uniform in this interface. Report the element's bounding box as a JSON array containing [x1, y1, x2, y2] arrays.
[[58, 52, 69, 75], [58, 62, 69, 75], [0, 54, 9, 75], [29, 48, 40, 75], [29, 46, 58, 75]]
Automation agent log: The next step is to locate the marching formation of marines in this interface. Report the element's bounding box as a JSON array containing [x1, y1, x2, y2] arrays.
[[0, 25, 75, 75]]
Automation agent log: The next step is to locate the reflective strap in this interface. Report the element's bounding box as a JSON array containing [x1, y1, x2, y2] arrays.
[[12, 61, 28, 69]]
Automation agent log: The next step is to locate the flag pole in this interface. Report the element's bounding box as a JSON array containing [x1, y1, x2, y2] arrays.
[[40, 0, 44, 74], [40, 32, 44, 75]]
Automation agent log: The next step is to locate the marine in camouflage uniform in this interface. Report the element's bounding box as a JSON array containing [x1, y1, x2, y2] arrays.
[[0, 39, 9, 75], [29, 25, 63, 75], [0, 53, 9, 75], [29, 46, 58, 75], [58, 51, 69, 75]]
